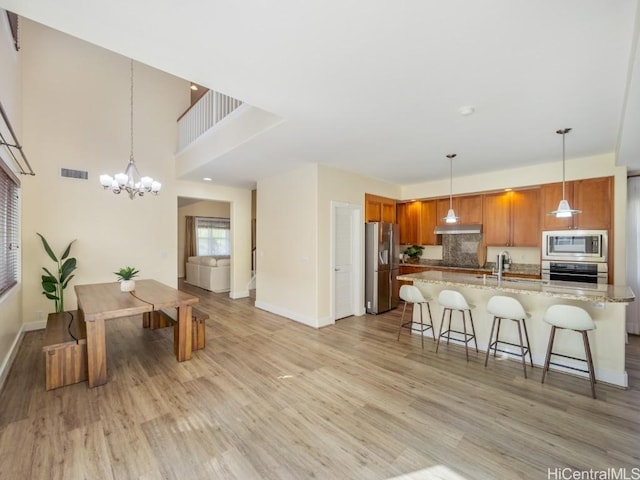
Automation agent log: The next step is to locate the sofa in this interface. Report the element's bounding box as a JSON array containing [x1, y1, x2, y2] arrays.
[[185, 256, 231, 293]]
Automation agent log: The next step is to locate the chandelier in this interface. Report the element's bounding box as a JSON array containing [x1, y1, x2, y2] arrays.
[[99, 60, 161, 199], [547, 128, 580, 218]]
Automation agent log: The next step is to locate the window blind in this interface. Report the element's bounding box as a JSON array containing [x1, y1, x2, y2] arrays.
[[0, 164, 19, 296], [195, 217, 230, 256]]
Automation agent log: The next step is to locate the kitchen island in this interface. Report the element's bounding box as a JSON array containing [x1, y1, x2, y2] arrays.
[[397, 270, 634, 388]]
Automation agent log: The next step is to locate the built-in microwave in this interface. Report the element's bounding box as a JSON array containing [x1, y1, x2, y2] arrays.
[[541, 230, 608, 263]]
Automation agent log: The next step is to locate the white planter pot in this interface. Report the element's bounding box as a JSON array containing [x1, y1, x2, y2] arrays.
[[120, 280, 135, 292]]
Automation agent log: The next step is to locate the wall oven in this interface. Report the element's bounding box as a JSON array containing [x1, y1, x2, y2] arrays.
[[542, 230, 608, 263], [541, 260, 608, 285]]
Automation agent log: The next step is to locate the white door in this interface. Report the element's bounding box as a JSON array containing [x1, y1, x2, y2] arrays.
[[334, 205, 354, 320]]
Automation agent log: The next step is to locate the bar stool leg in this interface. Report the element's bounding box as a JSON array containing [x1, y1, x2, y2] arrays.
[[461, 309, 469, 362], [582, 331, 597, 399], [522, 318, 534, 367], [494, 317, 502, 357], [446, 309, 453, 345], [435, 308, 447, 353], [468, 310, 478, 353], [418, 302, 424, 350], [397, 301, 409, 342], [515, 318, 528, 379], [541, 326, 557, 384], [426, 302, 436, 341], [484, 316, 498, 367]]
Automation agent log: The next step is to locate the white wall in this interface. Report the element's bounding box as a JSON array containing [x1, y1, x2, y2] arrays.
[[177, 199, 230, 278], [0, 9, 24, 388], [20, 20, 190, 326]]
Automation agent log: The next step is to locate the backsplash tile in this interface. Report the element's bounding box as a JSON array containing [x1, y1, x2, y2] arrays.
[[442, 233, 482, 267]]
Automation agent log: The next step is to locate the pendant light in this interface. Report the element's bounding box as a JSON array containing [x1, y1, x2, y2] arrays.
[[548, 128, 580, 218], [443, 153, 460, 223]]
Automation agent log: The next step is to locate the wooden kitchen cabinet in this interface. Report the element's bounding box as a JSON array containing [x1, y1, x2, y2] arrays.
[[419, 200, 438, 245], [483, 188, 540, 247], [540, 176, 612, 230], [396, 200, 440, 246], [365, 193, 396, 223], [397, 201, 421, 244], [436, 195, 482, 225]]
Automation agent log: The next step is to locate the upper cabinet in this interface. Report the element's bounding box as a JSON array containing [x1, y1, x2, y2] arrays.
[[396, 200, 439, 245], [397, 201, 420, 244], [365, 193, 396, 223], [436, 195, 483, 225], [483, 189, 540, 247], [540, 177, 612, 230]]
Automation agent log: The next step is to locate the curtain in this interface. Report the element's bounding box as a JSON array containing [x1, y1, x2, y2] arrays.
[[626, 177, 640, 334], [185, 216, 196, 269]]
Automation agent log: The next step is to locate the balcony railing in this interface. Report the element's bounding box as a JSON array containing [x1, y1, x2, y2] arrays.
[[177, 89, 243, 151]]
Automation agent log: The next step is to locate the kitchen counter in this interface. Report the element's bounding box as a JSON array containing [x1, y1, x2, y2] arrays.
[[397, 270, 634, 303], [397, 270, 634, 388], [400, 260, 540, 277]]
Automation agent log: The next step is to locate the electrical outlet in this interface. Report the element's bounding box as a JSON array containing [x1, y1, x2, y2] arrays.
[[37, 310, 44, 321], [591, 302, 605, 310]]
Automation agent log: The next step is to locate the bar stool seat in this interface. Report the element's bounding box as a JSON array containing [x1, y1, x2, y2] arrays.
[[436, 290, 478, 361], [397, 285, 435, 349], [541, 304, 597, 399], [484, 295, 533, 378]]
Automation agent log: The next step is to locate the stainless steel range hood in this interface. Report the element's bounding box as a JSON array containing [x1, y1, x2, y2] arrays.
[[434, 224, 483, 235]]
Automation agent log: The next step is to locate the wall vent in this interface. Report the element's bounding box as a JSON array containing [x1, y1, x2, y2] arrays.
[[60, 168, 88, 180]]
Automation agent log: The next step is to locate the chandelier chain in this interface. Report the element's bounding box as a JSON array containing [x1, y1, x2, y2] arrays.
[[130, 59, 134, 160]]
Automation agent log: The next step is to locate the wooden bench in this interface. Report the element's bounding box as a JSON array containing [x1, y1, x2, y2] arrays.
[[42, 310, 88, 391], [142, 307, 208, 351]]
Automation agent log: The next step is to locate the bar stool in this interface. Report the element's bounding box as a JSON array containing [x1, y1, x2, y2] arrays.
[[541, 304, 597, 399], [397, 285, 435, 349], [436, 290, 478, 361], [484, 295, 533, 378]]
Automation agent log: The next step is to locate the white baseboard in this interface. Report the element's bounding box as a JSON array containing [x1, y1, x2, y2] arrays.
[[230, 290, 249, 299], [255, 300, 331, 329]]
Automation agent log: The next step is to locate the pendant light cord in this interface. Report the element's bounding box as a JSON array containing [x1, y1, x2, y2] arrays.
[[446, 153, 456, 209], [557, 128, 571, 200]]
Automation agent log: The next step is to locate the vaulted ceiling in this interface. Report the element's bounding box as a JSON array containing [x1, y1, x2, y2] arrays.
[[2, 0, 639, 188]]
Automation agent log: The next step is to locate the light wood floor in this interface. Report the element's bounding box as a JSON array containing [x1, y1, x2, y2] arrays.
[[1, 282, 639, 479]]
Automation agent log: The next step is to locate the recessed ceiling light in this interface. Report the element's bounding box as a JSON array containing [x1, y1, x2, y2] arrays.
[[203, 177, 212, 181], [504, 188, 512, 192], [190, 83, 198, 91], [458, 106, 475, 116]]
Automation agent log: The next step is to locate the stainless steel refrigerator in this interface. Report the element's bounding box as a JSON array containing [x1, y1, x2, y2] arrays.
[[365, 222, 400, 314]]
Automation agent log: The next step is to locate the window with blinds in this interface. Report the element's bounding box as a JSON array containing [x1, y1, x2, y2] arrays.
[[0, 164, 19, 296], [196, 217, 230, 256]]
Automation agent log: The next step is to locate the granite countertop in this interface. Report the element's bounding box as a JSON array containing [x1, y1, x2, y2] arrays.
[[400, 260, 541, 277], [397, 270, 635, 303]]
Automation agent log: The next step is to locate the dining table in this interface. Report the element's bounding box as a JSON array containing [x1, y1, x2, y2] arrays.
[[74, 279, 199, 388]]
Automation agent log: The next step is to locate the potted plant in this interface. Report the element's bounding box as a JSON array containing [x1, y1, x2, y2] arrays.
[[37, 233, 77, 313], [114, 266, 139, 292], [404, 245, 424, 264]]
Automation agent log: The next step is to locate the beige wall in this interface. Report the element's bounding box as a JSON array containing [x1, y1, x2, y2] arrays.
[[256, 164, 319, 325], [256, 163, 400, 327], [177, 199, 230, 278], [20, 20, 189, 326], [0, 10, 24, 387]]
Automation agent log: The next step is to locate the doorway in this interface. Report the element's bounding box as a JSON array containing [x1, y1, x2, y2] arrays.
[[332, 202, 364, 320]]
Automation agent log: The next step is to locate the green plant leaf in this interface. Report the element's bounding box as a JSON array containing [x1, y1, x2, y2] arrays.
[[62, 274, 75, 289], [60, 258, 77, 283], [60, 240, 76, 261], [36, 233, 58, 263], [44, 292, 59, 300]]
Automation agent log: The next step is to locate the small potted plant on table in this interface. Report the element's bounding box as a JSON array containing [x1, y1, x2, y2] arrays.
[[115, 266, 139, 292]]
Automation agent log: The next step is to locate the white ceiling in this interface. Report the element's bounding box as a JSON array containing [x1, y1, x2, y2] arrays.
[[3, 0, 639, 189]]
